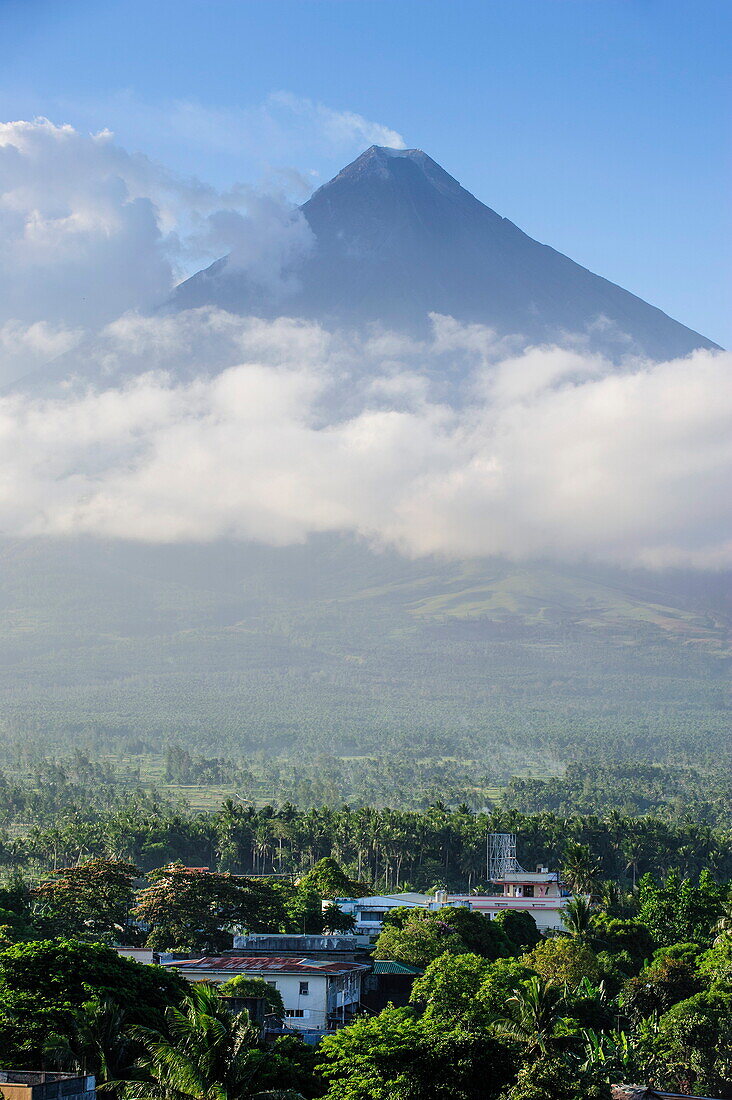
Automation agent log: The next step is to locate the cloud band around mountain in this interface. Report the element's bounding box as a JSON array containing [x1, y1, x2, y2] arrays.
[[0, 117, 728, 570], [0, 308, 729, 570]]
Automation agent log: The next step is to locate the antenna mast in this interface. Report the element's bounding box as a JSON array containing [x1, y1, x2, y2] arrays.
[[487, 832, 524, 882]]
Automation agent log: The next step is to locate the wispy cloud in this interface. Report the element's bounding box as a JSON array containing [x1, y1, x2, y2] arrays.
[[162, 91, 406, 162], [60, 90, 406, 191]]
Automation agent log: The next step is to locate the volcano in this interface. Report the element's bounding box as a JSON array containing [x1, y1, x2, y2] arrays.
[[2, 146, 728, 787], [172, 145, 717, 361]]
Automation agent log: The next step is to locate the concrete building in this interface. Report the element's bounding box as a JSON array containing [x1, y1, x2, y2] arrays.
[[162, 955, 369, 1032], [333, 887, 570, 935], [0, 1073, 96, 1100], [449, 887, 568, 933], [333, 892, 467, 935], [113, 946, 158, 964], [611, 1088, 718, 1100], [333, 852, 574, 935], [448, 862, 572, 934]]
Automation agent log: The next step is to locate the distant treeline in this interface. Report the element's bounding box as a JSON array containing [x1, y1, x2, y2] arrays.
[[503, 762, 732, 829], [0, 744, 508, 816], [3, 797, 732, 890], [5, 745, 732, 821]]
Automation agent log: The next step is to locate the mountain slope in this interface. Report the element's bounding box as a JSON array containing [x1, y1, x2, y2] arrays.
[[172, 145, 718, 360], [0, 536, 728, 779]]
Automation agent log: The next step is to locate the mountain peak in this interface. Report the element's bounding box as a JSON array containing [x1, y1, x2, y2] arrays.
[[170, 146, 718, 361], [317, 143, 465, 199]]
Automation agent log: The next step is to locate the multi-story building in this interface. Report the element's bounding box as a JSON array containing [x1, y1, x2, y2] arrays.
[[162, 955, 369, 1032], [332, 836, 574, 935], [449, 865, 571, 933]]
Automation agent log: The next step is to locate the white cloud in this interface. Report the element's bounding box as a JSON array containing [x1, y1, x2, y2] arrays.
[[0, 119, 175, 328], [264, 92, 406, 156], [0, 319, 83, 382], [0, 118, 314, 383], [0, 308, 729, 569], [0, 102, 403, 385]]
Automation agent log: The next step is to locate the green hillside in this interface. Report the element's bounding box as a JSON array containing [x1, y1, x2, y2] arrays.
[[0, 536, 728, 790]]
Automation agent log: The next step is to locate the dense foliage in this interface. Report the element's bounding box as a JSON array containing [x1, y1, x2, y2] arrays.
[[0, 539, 729, 800], [0, 765, 731, 1095], [2, 869, 732, 1096], [3, 798, 732, 898], [504, 762, 732, 828]]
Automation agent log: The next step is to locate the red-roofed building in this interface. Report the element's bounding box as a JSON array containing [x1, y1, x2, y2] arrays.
[[162, 956, 369, 1032]]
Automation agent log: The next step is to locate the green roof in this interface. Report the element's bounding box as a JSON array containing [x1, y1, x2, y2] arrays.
[[372, 960, 424, 975]]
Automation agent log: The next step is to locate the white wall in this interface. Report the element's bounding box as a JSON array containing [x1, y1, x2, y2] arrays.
[[174, 967, 364, 1031]]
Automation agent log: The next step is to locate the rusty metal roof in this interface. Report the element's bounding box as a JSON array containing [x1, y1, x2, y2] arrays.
[[164, 956, 369, 975]]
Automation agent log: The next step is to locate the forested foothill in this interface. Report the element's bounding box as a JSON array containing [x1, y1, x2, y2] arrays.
[[1, 542, 729, 814]]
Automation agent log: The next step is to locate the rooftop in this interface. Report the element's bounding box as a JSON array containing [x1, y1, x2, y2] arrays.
[[234, 934, 360, 949], [164, 956, 369, 976], [371, 960, 424, 976], [339, 892, 431, 905], [491, 872, 559, 882], [611, 1088, 719, 1100]]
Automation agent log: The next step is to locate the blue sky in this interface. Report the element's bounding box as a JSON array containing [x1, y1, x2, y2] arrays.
[[2, 0, 730, 345]]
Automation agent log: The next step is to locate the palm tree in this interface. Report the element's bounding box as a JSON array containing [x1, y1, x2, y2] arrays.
[[493, 976, 565, 1055], [561, 842, 601, 896], [561, 894, 596, 939], [124, 982, 273, 1100], [595, 878, 631, 918], [44, 996, 136, 1092], [458, 844, 485, 893]]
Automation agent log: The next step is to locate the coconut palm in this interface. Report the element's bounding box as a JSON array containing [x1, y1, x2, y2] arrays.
[[459, 843, 486, 893], [44, 995, 136, 1092], [561, 842, 601, 896], [124, 982, 275, 1100], [493, 976, 565, 1055], [561, 894, 596, 939], [595, 878, 632, 918]]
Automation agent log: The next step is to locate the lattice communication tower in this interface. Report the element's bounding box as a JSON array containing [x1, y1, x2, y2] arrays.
[[488, 832, 525, 882]]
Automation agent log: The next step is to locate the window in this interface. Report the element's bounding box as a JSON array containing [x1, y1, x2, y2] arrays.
[[265, 981, 277, 988], [524, 885, 535, 898], [299, 981, 309, 996], [285, 1009, 308, 1018]]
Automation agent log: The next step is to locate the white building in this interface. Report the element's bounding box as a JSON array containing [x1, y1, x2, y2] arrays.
[[114, 946, 158, 965], [333, 838, 575, 936], [162, 955, 370, 1032], [333, 886, 570, 935], [450, 866, 572, 933], [333, 892, 473, 935]]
